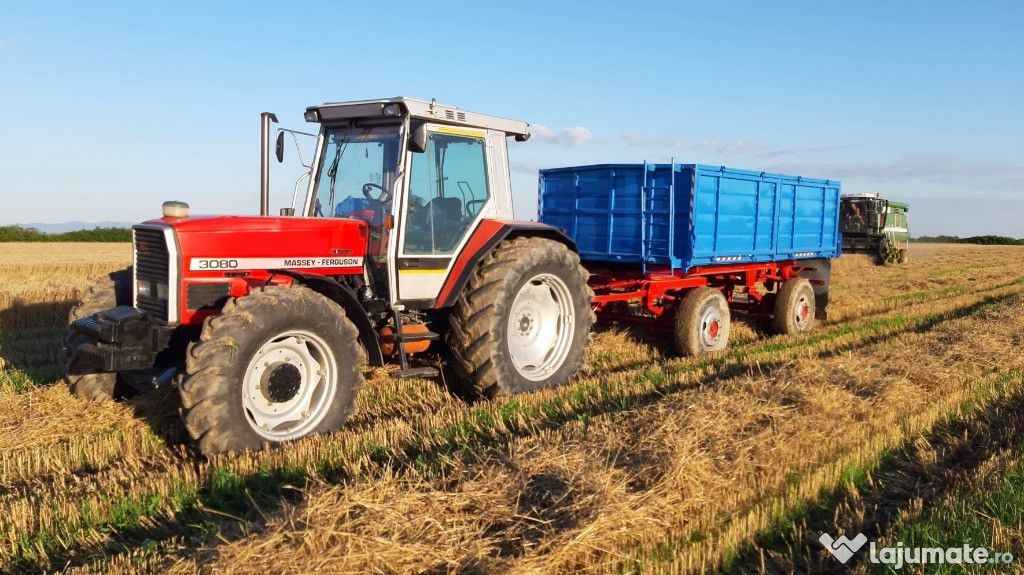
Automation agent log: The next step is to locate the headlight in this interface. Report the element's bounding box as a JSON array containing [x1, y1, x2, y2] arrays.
[[138, 281, 152, 298], [156, 283, 169, 299]]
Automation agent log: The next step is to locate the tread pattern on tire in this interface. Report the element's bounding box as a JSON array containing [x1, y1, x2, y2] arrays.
[[61, 268, 132, 401], [673, 287, 730, 356], [179, 284, 364, 454], [446, 237, 595, 398], [772, 278, 816, 335]]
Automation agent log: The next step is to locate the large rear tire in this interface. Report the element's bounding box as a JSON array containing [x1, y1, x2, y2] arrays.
[[446, 237, 595, 398], [179, 285, 364, 454], [772, 278, 816, 335], [60, 268, 133, 401], [673, 287, 730, 356]]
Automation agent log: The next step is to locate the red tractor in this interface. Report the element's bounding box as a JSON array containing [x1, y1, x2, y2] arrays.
[[62, 98, 595, 454]]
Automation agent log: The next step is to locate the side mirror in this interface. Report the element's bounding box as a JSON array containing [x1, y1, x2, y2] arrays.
[[409, 122, 427, 153], [275, 131, 285, 163]]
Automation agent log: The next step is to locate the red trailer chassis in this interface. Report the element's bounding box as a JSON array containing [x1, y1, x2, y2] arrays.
[[587, 260, 820, 330]]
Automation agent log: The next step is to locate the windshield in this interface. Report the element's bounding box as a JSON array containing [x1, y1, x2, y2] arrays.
[[311, 123, 402, 222]]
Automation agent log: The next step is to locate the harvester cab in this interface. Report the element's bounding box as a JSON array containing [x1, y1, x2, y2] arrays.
[[63, 97, 595, 454]]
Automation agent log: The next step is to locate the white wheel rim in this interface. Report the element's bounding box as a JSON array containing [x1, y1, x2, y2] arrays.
[[242, 330, 337, 441], [506, 273, 576, 381], [698, 306, 724, 349], [793, 293, 812, 330]]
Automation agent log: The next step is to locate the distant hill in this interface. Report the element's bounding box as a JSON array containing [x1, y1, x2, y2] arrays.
[[19, 221, 136, 234]]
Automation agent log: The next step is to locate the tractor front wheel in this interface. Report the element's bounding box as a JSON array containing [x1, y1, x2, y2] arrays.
[[674, 287, 730, 356], [447, 237, 595, 398], [60, 267, 133, 401], [772, 278, 816, 335], [179, 285, 364, 454], [898, 248, 910, 264]]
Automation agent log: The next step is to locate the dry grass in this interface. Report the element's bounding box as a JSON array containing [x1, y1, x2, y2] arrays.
[[2, 243, 1024, 574]]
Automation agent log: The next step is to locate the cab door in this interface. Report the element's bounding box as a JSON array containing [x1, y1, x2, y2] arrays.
[[396, 126, 493, 303]]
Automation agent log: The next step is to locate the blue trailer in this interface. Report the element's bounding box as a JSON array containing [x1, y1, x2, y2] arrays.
[[539, 162, 841, 355]]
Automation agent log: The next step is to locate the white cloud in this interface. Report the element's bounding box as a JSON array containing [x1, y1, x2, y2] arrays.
[[699, 139, 765, 154], [530, 124, 593, 147], [622, 132, 690, 149], [762, 155, 1024, 191]]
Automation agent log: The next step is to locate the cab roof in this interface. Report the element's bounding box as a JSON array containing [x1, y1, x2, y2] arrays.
[[305, 97, 530, 139]]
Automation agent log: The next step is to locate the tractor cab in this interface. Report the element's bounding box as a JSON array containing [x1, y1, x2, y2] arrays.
[[280, 97, 530, 306]]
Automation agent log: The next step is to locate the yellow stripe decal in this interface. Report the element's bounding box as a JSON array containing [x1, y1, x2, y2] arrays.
[[434, 126, 486, 138]]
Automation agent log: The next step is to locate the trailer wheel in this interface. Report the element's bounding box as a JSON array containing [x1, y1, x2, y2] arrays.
[[773, 278, 816, 335], [447, 237, 595, 398], [898, 248, 910, 264], [179, 285, 364, 454], [60, 267, 133, 401], [674, 287, 730, 356]]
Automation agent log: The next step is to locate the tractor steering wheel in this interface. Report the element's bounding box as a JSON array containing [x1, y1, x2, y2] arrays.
[[362, 183, 392, 203]]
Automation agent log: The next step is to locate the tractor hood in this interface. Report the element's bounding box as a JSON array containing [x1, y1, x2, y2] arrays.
[[144, 215, 370, 273]]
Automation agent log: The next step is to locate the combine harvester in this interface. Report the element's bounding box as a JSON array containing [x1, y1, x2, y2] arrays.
[[62, 97, 841, 453], [839, 193, 910, 264]]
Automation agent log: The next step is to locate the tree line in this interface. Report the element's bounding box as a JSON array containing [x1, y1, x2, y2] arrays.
[[911, 235, 1024, 246], [0, 225, 132, 242]]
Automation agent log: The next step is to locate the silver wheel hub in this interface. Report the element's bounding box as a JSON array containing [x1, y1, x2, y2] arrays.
[[242, 330, 337, 441], [507, 273, 576, 381], [794, 294, 812, 329], [698, 307, 723, 349]]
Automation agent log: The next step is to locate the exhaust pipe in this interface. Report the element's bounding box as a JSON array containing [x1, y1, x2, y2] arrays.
[[260, 112, 279, 216]]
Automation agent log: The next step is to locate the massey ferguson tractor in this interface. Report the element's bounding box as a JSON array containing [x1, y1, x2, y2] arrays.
[[62, 97, 596, 454], [63, 97, 842, 455]]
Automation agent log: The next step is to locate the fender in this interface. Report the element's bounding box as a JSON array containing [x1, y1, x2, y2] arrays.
[[268, 270, 385, 367], [434, 219, 577, 309]]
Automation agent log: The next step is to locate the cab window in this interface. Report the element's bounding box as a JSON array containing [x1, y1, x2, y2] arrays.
[[403, 130, 490, 255]]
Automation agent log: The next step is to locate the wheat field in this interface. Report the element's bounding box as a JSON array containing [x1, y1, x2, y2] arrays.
[[1, 242, 1023, 574]]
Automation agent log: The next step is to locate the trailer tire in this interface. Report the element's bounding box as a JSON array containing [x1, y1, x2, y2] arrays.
[[673, 287, 730, 356], [773, 278, 816, 335], [446, 237, 594, 398], [898, 248, 909, 264], [60, 267, 133, 401], [179, 285, 363, 454]]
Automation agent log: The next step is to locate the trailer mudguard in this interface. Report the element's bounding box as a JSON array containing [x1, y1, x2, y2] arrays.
[[268, 270, 385, 367], [433, 220, 577, 309], [797, 258, 831, 320]]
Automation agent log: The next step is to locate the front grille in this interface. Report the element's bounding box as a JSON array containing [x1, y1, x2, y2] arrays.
[[134, 227, 170, 321]]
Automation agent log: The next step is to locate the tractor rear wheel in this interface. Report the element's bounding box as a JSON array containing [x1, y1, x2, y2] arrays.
[[61, 267, 133, 401], [446, 237, 594, 398], [179, 285, 364, 454], [673, 287, 730, 356], [772, 278, 816, 335]]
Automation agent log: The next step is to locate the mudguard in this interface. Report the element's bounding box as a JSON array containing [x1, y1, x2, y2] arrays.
[[434, 220, 577, 309], [268, 270, 385, 367]]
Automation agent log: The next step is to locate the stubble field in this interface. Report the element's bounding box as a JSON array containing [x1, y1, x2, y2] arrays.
[[1, 242, 1024, 574]]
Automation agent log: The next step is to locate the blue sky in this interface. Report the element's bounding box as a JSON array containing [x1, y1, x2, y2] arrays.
[[1, 1, 1021, 236]]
